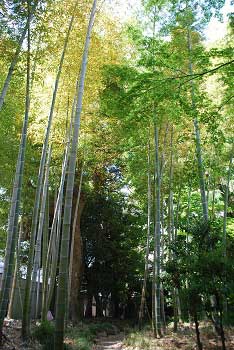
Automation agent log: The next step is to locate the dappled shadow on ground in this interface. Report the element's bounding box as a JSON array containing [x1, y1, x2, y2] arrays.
[[94, 333, 124, 350], [2, 319, 41, 350], [122, 324, 234, 350]]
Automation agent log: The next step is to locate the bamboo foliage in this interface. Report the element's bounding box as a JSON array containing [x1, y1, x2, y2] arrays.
[[0, 1, 38, 111]]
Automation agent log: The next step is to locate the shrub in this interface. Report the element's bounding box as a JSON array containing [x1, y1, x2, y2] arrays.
[[32, 320, 55, 350]]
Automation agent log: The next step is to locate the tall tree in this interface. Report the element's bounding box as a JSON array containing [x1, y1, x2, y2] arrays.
[[0, 0, 38, 111], [54, 1, 97, 349], [0, 0, 31, 342], [22, 1, 79, 337]]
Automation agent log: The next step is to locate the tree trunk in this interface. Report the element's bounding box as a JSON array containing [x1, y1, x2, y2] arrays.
[[69, 193, 85, 322], [153, 123, 162, 338], [54, 2, 97, 349], [139, 129, 151, 328], [31, 147, 51, 319], [223, 142, 234, 256], [0, 1, 37, 111], [41, 192, 49, 320], [0, 5, 31, 341], [7, 220, 23, 319], [22, 2, 78, 337], [187, 29, 208, 222], [41, 105, 75, 321], [194, 312, 203, 350]]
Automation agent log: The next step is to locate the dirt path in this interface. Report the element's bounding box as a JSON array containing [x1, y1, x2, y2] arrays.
[[94, 333, 125, 350]]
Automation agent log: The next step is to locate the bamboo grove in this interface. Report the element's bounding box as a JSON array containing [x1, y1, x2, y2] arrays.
[[0, 0, 234, 349]]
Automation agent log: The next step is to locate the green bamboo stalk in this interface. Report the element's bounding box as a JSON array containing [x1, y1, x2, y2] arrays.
[[223, 142, 234, 257], [187, 28, 209, 222], [168, 126, 174, 260], [41, 191, 49, 319], [7, 219, 23, 319], [22, 2, 79, 337], [0, 2, 31, 341], [153, 122, 162, 338], [67, 163, 84, 320], [31, 147, 51, 319], [42, 92, 77, 321], [139, 127, 152, 328], [0, 1, 37, 111], [54, 1, 97, 348]]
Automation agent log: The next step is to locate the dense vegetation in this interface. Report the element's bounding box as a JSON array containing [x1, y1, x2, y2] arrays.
[[0, 0, 234, 349]]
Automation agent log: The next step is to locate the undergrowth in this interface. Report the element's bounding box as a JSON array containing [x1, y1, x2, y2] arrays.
[[32, 320, 116, 350], [123, 330, 151, 350]]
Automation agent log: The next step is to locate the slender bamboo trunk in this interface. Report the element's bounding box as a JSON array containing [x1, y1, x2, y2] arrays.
[[42, 95, 76, 321], [31, 34, 42, 89], [31, 147, 51, 319], [223, 142, 234, 257], [187, 29, 208, 222], [167, 129, 179, 332], [54, 2, 97, 348], [168, 127, 174, 259], [22, 3, 78, 336], [160, 192, 166, 334], [222, 142, 234, 321], [0, 5, 31, 341], [68, 164, 84, 321], [139, 130, 151, 328], [153, 123, 162, 338], [211, 181, 216, 220], [0, 1, 37, 111], [174, 184, 182, 241], [41, 192, 49, 319], [159, 123, 169, 181], [206, 174, 210, 206], [186, 182, 192, 242], [174, 183, 182, 327], [7, 220, 23, 319]]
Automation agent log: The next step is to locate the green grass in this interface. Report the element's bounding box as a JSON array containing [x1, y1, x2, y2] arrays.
[[32, 320, 54, 350], [65, 321, 116, 350]]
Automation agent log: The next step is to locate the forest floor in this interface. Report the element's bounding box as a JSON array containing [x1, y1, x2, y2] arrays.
[[1, 319, 234, 350], [122, 323, 234, 350]]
